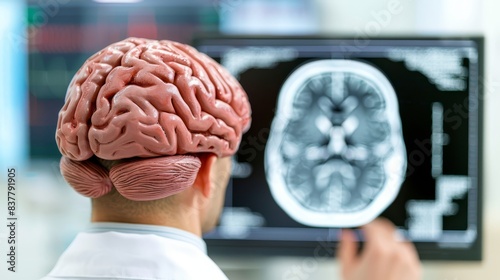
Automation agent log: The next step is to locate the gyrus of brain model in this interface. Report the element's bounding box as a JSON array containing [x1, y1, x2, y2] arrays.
[[265, 60, 407, 227]]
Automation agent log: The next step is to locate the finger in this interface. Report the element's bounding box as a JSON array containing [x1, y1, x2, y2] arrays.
[[361, 218, 396, 249], [338, 229, 358, 274], [388, 243, 422, 280], [402, 241, 421, 263]]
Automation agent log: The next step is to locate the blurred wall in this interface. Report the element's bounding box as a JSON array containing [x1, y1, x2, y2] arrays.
[[0, 0, 28, 173]]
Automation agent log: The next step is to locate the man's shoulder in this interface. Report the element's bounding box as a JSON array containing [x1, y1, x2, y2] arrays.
[[42, 231, 228, 280]]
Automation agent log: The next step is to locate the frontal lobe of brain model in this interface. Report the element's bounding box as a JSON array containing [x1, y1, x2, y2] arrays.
[[55, 37, 251, 201], [265, 60, 406, 227]]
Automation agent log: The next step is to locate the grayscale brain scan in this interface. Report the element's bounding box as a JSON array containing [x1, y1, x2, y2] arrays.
[[265, 60, 407, 227], [196, 37, 482, 260]]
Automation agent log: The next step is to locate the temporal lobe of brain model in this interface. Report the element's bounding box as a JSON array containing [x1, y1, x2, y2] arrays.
[[265, 60, 406, 227], [56, 37, 251, 162]]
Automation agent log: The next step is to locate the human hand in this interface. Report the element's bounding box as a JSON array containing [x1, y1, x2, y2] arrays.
[[338, 218, 421, 280]]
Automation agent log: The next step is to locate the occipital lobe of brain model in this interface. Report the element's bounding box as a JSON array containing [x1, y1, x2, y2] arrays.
[[56, 38, 251, 161]]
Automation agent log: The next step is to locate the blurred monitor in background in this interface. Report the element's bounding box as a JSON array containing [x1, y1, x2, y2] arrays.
[[27, 0, 219, 159]]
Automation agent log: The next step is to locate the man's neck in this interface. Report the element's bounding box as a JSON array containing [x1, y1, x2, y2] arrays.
[[91, 209, 203, 237]]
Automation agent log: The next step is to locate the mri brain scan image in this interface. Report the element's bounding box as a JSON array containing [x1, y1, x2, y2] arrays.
[[265, 60, 407, 227]]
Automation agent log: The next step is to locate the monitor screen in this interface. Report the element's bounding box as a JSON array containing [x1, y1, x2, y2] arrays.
[[194, 36, 483, 260]]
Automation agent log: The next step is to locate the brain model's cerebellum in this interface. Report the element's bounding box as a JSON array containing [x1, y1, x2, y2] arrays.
[[56, 38, 251, 201], [265, 60, 407, 227], [57, 37, 251, 161]]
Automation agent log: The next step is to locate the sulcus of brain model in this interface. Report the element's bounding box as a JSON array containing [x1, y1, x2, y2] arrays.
[[56, 38, 251, 201]]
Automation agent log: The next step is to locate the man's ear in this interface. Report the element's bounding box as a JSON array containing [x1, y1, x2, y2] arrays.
[[192, 153, 217, 198]]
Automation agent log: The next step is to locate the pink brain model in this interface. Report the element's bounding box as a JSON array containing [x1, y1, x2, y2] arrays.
[[57, 37, 250, 161], [55, 38, 251, 201]]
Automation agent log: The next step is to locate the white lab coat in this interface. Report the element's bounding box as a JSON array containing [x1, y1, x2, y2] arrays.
[[41, 223, 228, 280]]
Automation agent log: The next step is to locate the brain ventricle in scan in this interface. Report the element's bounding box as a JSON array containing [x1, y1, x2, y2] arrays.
[[265, 60, 407, 227]]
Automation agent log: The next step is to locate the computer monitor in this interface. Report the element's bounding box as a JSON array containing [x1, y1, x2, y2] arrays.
[[194, 35, 483, 260]]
